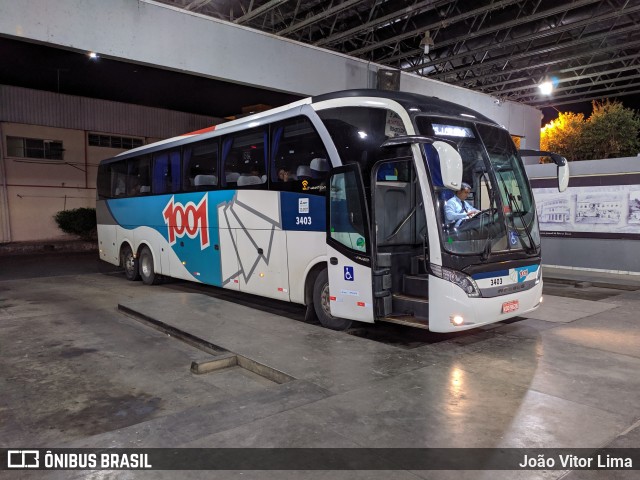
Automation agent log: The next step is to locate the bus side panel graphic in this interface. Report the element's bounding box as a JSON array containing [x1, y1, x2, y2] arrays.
[[107, 191, 235, 286]]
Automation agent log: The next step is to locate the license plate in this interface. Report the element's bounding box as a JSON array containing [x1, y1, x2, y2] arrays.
[[502, 300, 519, 313]]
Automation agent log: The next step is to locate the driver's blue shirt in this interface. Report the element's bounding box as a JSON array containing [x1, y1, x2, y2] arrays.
[[445, 196, 479, 227]]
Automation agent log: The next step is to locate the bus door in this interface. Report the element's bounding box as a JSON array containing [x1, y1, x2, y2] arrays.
[[326, 165, 374, 323]]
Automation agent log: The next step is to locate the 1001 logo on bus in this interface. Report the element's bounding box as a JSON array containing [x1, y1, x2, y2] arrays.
[[162, 195, 210, 249]]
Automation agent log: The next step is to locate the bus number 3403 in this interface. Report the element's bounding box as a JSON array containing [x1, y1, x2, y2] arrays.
[[296, 216, 312, 225]]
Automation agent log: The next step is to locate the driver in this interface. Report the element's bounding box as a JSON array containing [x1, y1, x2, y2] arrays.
[[444, 182, 480, 227]]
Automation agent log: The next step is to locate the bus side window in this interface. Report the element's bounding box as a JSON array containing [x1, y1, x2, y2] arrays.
[[127, 156, 151, 196], [270, 116, 329, 194], [183, 139, 218, 191], [110, 161, 127, 197], [222, 128, 267, 188], [153, 150, 181, 194]]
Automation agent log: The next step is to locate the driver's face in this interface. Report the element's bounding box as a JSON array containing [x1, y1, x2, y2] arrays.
[[459, 188, 471, 199]]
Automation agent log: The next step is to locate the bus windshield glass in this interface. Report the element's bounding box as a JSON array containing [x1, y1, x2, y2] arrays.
[[416, 116, 539, 256]]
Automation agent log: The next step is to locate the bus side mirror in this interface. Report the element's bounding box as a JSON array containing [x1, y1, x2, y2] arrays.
[[433, 140, 463, 191], [551, 155, 569, 192]]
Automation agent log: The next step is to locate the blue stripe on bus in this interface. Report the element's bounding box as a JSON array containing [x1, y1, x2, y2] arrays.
[[472, 270, 509, 280]]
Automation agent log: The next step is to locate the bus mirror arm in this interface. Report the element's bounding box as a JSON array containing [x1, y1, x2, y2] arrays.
[[519, 149, 570, 193]]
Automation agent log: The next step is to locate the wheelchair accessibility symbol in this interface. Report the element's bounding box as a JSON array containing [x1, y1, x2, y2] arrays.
[[344, 266, 354, 281]]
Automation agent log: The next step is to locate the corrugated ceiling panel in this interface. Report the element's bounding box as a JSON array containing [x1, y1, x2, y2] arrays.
[[0, 85, 220, 138]]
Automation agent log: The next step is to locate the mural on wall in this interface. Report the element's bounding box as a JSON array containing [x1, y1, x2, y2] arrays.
[[532, 178, 640, 239], [629, 191, 640, 224]]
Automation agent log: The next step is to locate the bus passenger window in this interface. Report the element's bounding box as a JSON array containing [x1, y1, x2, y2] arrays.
[[223, 128, 267, 188], [183, 139, 218, 191], [111, 162, 127, 197], [270, 116, 329, 194], [153, 150, 181, 194], [127, 156, 150, 196]]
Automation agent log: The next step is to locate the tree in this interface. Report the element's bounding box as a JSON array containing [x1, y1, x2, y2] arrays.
[[540, 100, 640, 161], [581, 100, 640, 159], [540, 111, 586, 161]]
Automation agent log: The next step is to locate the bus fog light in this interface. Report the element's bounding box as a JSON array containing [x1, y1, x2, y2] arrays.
[[450, 315, 464, 326], [540, 296, 544, 304]]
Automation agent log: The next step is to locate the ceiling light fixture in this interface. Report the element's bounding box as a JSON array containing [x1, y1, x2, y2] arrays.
[[419, 31, 434, 55], [538, 78, 553, 95]]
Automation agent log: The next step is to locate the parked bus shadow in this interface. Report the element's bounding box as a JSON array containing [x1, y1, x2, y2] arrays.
[[146, 275, 499, 349]]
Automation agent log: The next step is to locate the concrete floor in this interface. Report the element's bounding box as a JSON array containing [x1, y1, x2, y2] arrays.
[[1, 252, 639, 479]]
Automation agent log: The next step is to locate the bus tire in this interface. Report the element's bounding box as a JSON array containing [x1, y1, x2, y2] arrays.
[[312, 269, 352, 331], [122, 244, 140, 281], [139, 246, 161, 285]]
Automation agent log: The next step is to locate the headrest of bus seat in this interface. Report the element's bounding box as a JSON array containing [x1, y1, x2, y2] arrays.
[[296, 165, 312, 179], [237, 175, 263, 186], [310, 158, 329, 172], [194, 174, 217, 186]]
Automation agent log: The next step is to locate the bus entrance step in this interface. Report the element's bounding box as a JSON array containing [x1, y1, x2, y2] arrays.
[[403, 274, 429, 297], [380, 315, 429, 329], [392, 294, 429, 318]]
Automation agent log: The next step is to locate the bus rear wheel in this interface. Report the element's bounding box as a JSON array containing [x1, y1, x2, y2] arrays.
[[122, 244, 140, 281], [312, 269, 352, 331], [139, 246, 161, 285]]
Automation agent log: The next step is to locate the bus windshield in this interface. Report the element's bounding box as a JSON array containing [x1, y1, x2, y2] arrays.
[[416, 116, 539, 256]]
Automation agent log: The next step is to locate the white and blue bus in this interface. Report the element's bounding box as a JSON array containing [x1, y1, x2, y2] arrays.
[[97, 89, 568, 332]]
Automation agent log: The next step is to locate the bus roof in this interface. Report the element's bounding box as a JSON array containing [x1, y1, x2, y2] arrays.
[[312, 89, 498, 125], [103, 89, 499, 165]]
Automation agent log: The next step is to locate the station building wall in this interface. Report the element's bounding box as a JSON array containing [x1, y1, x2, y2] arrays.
[[0, 85, 220, 243], [526, 156, 640, 274]]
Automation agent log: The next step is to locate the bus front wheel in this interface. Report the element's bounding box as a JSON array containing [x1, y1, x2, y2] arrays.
[[122, 244, 140, 281], [313, 269, 352, 331], [139, 246, 161, 285]]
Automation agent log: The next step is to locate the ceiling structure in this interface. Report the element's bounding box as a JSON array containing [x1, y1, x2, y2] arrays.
[[158, 0, 640, 111]]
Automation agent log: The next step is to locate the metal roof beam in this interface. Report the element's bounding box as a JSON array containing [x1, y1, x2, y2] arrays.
[[454, 38, 640, 86], [477, 51, 640, 90], [315, 0, 449, 47], [512, 71, 640, 100], [277, 0, 364, 36], [234, 0, 289, 24], [404, 2, 637, 73], [494, 61, 640, 95], [433, 22, 640, 82], [347, 0, 523, 57], [532, 81, 640, 106], [537, 88, 640, 107]]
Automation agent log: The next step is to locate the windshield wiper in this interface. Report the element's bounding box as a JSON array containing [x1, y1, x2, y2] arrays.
[[496, 171, 537, 255], [480, 178, 496, 262]]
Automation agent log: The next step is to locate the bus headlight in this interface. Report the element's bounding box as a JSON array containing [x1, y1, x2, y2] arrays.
[[430, 264, 481, 298], [535, 266, 542, 285]]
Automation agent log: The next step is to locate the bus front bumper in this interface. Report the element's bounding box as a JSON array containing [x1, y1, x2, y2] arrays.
[[428, 275, 543, 333]]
